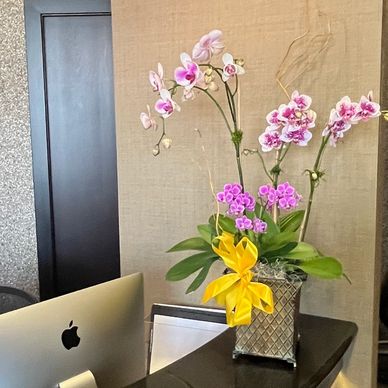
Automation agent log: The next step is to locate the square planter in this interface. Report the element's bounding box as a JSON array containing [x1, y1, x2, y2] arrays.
[[233, 277, 302, 367]]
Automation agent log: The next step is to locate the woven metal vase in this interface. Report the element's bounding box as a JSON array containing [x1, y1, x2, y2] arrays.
[[233, 277, 302, 367]]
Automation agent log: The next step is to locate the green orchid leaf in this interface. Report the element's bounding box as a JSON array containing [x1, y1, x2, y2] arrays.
[[208, 214, 237, 234], [167, 237, 211, 253], [263, 242, 298, 258], [281, 242, 319, 260], [292, 257, 343, 279], [247, 230, 256, 244], [197, 224, 214, 245], [261, 231, 297, 253], [218, 215, 237, 234], [245, 210, 256, 221], [279, 210, 305, 232], [254, 203, 264, 216], [166, 251, 218, 281], [185, 257, 219, 294]]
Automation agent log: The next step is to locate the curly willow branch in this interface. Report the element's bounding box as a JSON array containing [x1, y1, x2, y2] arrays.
[[275, 0, 332, 98], [192, 128, 221, 236]]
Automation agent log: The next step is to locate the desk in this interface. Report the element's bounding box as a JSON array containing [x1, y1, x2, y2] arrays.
[[128, 314, 357, 388]]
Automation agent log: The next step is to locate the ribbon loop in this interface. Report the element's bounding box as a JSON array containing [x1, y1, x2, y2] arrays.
[[202, 232, 274, 327]]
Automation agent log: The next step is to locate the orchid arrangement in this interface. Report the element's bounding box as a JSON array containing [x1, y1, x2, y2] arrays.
[[140, 30, 381, 327]]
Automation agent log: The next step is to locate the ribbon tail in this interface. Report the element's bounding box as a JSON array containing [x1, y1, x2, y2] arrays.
[[224, 286, 253, 327], [224, 285, 240, 327], [232, 295, 253, 327], [248, 282, 274, 314]]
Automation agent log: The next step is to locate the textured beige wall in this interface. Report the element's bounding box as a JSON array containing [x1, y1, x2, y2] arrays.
[[111, 1, 382, 386], [0, 0, 39, 298]]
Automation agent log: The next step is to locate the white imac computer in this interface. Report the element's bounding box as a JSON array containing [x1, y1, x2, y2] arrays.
[[0, 273, 145, 388]]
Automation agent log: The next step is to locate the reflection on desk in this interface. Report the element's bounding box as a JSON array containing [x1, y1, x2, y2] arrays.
[[128, 314, 357, 388]]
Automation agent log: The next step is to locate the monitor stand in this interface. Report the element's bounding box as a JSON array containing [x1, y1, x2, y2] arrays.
[[58, 370, 98, 388]]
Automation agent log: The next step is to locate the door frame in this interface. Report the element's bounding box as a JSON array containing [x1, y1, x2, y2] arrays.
[[24, 0, 115, 300]]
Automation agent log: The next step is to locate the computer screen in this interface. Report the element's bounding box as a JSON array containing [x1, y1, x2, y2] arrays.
[[0, 273, 145, 388], [148, 304, 228, 373]]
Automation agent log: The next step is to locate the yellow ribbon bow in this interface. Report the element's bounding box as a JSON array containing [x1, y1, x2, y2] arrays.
[[202, 232, 274, 327]]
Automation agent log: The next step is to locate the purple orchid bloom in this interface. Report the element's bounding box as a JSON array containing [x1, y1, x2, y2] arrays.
[[235, 215, 253, 231]]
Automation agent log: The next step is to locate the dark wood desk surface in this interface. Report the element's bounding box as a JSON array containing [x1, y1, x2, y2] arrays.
[[128, 314, 357, 388]]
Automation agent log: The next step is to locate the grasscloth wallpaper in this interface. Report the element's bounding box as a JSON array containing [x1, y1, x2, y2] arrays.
[[0, 0, 39, 298], [112, 0, 382, 386]]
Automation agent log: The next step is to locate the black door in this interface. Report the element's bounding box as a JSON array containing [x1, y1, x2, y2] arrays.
[[24, 0, 120, 299]]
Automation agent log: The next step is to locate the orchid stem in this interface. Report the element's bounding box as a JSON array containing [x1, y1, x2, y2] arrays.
[[245, 149, 273, 183], [194, 86, 233, 134], [198, 64, 236, 124], [272, 149, 281, 223], [236, 81, 241, 130], [235, 143, 244, 190], [153, 118, 167, 154], [299, 134, 330, 241], [193, 85, 244, 190], [233, 75, 239, 97], [279, 143, 291, 162], [224, 81, 237, 127]]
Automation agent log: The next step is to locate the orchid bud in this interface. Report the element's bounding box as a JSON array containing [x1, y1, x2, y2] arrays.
[[161, 137, 172, 149], [152, 145, 160, 156], [243, 149, 250, 156], [235, 58, 245, 67], [204, 74, 214, 84], [205, 67, 213, 76], [208, 82, 219, 92], [311, 172, 318, 181]]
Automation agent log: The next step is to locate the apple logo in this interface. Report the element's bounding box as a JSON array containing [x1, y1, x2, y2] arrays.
[[61, 320, 81, 350]]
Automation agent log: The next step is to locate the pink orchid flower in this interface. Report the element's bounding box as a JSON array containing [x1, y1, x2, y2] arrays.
[[278, 103, 298, 124], [140, 104, 158, 130], [300, 109, 317, 129], [291, 90, 312, 111], [266, 109, 281, 127], [258, 126, 282, 152], [222, 53, 245, 82], [280, 126, 312, 146], [262, 92, 316, 150], [327, 131, 345, 147], [354, 92, 381, 122], [326, 109, 352, 132], [323, 93, 380, 147], [149, 63, 164, 92], [155, 89, 181, 119], [192, 29, 224, 63], [322, 109, 352, 147], [335, 96, 358, 123], [174, 53, 203, 90]]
